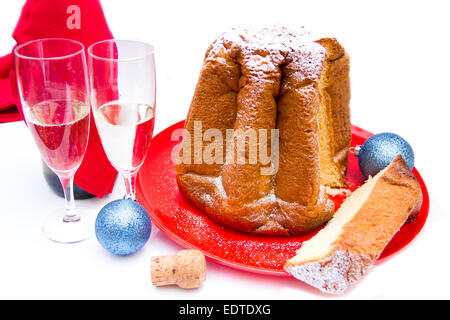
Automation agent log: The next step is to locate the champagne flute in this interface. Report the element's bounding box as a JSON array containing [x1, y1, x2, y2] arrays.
[[15, 38, 95, 243], [87, 40, 156, 201]]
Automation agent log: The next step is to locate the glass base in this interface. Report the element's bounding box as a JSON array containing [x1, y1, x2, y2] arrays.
[[42, 206, 96, 244]]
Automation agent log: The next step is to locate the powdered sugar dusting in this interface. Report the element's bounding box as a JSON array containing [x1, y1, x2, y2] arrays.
[[209, 26, 326, 81], [217, 26, 312, 53], [212, 175, 226, 198], [256, 189, 276, 204], [285, 250, 372, 294]]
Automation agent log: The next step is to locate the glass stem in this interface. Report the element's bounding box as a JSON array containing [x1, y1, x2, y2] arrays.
[[59, 174, 80, 222], [122, 170, 138, 201]]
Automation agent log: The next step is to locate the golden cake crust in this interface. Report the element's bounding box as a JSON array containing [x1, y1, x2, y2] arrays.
[[175, 27, 351, 235]]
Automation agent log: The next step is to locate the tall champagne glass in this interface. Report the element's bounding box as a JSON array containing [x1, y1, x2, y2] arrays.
[[87, 40, 156, 201], [15, 38, 95, 243]]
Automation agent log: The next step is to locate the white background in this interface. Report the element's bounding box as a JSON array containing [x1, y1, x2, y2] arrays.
[[0, 0, 449, 299]]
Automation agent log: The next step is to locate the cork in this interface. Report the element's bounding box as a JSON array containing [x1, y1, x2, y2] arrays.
[[151, 250, 206, 289]]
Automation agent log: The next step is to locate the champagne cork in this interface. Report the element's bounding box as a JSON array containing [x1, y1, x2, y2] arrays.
[[151, 250, 206, 289]]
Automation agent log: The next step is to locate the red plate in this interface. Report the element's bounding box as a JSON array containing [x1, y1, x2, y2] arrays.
[[136, 121, 429, 276]]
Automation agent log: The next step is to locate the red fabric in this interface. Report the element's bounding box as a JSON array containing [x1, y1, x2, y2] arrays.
[[0, 53, 21, 123], [0, 108, 22, 123], [0, 0, 117, 197], [0, 53, 12, 78], [0, 77, 15, 111]]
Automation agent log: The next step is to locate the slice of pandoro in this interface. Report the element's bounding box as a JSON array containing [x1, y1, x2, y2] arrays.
[[284, 155, 423, 294]]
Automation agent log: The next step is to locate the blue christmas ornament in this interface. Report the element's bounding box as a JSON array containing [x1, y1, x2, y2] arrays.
[[355, 132, 414, 178], [95, 199, 151, 256]]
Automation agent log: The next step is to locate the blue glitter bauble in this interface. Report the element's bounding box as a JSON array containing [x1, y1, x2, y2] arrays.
[[357, 132, 414, 178], [95, 199, 151, 256]]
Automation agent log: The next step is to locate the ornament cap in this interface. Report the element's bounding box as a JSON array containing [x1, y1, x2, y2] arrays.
[[352, 145, 361, 156]]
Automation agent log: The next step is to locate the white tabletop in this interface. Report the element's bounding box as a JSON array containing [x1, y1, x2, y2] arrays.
[[1, 0, 449, 299]]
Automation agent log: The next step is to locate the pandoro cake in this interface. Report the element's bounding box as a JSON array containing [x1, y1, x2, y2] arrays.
[[284, 156, 423, 294], [175, 26, 351, 235]]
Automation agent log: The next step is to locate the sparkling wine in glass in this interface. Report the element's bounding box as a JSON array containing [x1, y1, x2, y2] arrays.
[[88, 40, 156, 201], [27, 100, 90, 173], [15, 38, 95, 243]]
